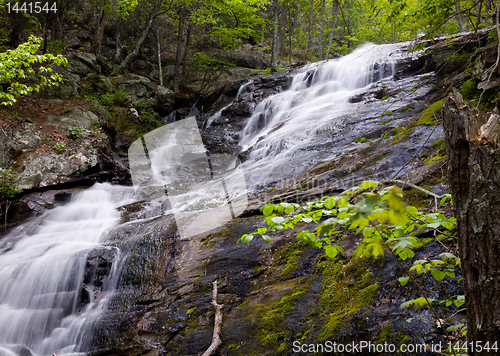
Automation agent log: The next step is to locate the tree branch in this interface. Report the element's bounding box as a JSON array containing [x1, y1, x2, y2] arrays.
[[202, 280, 224, 356]]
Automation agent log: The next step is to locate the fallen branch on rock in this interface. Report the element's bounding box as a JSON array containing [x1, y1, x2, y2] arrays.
[[202, 280, 224, 356]]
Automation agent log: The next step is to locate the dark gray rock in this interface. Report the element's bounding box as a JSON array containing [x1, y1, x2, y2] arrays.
[[215, 50, 271, 69], [67, 52, 101, 77]]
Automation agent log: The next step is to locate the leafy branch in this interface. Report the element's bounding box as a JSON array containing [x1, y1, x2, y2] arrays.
[[0, 36, 68, 106], [239, 180, 463, 352]]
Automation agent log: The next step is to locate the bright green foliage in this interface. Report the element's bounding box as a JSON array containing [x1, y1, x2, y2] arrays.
[[191, 0, 270, 47], [67, 125, 88, 139], [53, 142, 68, 153], [0, 167, 19, 201], [0, 36, 67, 105], [447, 323, 467, 337], [239, 180, 461, 311]]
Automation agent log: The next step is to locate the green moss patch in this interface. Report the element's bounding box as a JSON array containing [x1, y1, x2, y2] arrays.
[[412, 99, 445, 127], [377, 324, 410, 345], [316, 259, 379, 341]]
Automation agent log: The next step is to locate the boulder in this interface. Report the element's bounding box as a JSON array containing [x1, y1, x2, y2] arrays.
[[67, 52, 101, 77], [45, 108, 103, 131], [118, 77, 150, 102], [215, 50, 271, 69], [63, 29, 92, 50], [154, 85, 176, 115]]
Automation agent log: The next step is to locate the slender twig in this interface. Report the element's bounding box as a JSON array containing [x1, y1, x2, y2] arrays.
[[387, 248, 458, 356], [202, 280, 224, 356], [446, 308, 467, 321], [392, 94, 443, 181], [382, 179, 445, 199]]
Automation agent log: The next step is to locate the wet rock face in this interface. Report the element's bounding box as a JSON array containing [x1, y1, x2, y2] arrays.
[[201, 73, 294, 155], [85, 36, 482, 355], [86, 209, 463, 356]]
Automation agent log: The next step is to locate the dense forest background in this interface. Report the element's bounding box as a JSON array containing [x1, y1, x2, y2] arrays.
[[1, 0, 496, 98]]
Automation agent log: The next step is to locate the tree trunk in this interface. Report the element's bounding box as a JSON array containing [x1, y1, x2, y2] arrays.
[[173, 10, 186, 95], [96, 11, 108, 57], [117, 0, 162, 73], [271, 0, 279, 71], [157, 28, 163, 86], [114, 20, 122, 63], [288, 0, 292, 67], [476, 0, 484, 28], [455, 1, 466, 32], [182, 22, 193, 77], [319, 0, 325, 58], [442, 91, 500, 355], [325, 0, 339, 60], [278, 1, 287, 57], [307, 0, 313, 59], [485, 0, 492, 25]]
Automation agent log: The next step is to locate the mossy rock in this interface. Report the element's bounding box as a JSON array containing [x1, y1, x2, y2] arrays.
[[316, 259, 380, 341]]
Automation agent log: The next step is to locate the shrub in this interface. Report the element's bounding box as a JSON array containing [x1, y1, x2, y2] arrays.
[[53, 142, 67, 153], [0, 167, 19, 201], [68, 125, 87, 139]]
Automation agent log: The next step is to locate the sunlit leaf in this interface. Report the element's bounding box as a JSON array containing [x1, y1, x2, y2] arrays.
[[399, 276, 410, 286]]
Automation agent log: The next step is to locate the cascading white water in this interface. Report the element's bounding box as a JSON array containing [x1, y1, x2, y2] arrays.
[[205, 80, 254, 129], [239, 42, 422, 188], [0, 183, 135, 356]]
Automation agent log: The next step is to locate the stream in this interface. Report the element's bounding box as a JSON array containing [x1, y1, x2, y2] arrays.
[[0, 40, 440, 355]]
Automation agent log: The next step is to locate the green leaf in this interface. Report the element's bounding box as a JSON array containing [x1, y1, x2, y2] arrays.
[[367, 242, 384, 257], [454, 295, 465, 307], [406, 205, 419, 216], [262, 235, 272, 243], [447, 323, 465, 332], [350, 217, 369, 230], [359, 180, 379, 190], [324, 196, 336, 209], [241, 234, 254, 244], [430, 268, 445, 281], [398, 276, 410, 286], [325, 245, 338, 259], [426, 222, 441, 229], [400, 297, 434, 309], [262, 204, 274, 216]]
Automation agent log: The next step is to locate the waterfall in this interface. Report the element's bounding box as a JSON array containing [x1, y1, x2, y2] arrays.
[[238, 42, 421, 188], [0, 184, 135, 356]]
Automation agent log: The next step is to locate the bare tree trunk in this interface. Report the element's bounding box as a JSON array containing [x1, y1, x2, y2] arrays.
[[442, 91, 500, 355], [114, 20, 122, 63], [118, 0, 162, 73], [157, 29, 163, 86], [42, 17, 48, 54], [476, 0, 484, 28], [455, 1, 466, 32], [91, 6, 102, 53], [182, 22, 193, 77], [485, 0, 492, 25], [318, 0, 325, 58], [278, 1, 287, 57], [325, 0, 339, 60], [307, 0, 313, 59], [173, 10, 185, 95], [288, 0, 292, 67], [271, 0, 279, 71], [96, 11, 108, 57]]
